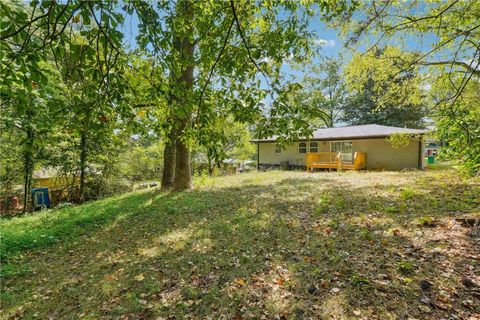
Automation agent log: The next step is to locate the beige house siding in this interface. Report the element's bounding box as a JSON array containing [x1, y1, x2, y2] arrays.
[[258, 142, 306, 166], [258, 138, 424, 170], [352, 138, 422, 170]]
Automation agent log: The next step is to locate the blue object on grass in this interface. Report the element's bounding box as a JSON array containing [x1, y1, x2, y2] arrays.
[[32, 187, 51, 209]]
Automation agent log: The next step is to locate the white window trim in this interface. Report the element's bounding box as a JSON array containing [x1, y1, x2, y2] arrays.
[[309, 141, 319, 153], [298, 141, 307, 154], [330, 141, 354, 162]]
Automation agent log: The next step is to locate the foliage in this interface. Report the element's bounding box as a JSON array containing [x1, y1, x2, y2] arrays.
[[342, 0, 480, 82], [334, 0, 480, 172], [345, 47, 423, 108], [227, 124, 256, 161], [281, 57, 347, 130], [297, 56, 347, 128], [116, 138, 164, 182], [0, 56, 65, 208], [342, 46, 427, 128], [431, 77, 480, 175], [0, 1, 138, 202], [194, 118, 256, 171], [0, 128, 22, 194], [254, 82, 319, 145], [387, 133, 423, 149], [1, 0, 125, 93]]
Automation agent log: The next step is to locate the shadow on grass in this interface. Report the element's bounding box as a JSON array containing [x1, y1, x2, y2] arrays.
[[1, 171, 479, 319], [0, 190, 168, 262]]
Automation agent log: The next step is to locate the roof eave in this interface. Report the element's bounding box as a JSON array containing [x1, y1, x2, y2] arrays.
[[251, 132, 426, 143]]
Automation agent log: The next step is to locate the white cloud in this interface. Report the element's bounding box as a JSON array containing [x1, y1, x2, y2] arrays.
[[259, 53, 293, 64], [258, 56, 272, 64], [313, 38, 336, 47]]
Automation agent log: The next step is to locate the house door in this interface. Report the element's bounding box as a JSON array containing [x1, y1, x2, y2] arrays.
[[330, 141, 353, 163]]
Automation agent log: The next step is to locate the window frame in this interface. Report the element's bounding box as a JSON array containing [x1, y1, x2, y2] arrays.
[[330, 141, 353, 163], [298, 142, 307, 154], [309, 141, 319, 153], [274, 143, 282, 154]]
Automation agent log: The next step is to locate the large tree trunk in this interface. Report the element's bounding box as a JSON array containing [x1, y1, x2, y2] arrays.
[[172, 0, 194, 191], [208, 157, 214, 175], [161, 129, 176, 189], [173, 137, 192, 190]]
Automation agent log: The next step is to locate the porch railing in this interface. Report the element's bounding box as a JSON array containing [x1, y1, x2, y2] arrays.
[[306, 152, 366, 171]]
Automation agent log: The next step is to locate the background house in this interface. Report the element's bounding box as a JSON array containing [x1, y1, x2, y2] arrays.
[[253, 124, 426, 171]]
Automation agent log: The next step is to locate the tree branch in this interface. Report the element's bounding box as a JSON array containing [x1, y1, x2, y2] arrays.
[[198, 18, 235, 104], [418, 60, 480, 76], [230, 0, 270, 87]]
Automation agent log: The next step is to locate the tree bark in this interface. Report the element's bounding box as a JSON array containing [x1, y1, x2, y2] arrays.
[[22, 125, 34, 213], [173, 137, 192, 190], [161, 129, 176, 189], [208, 157, 214, 175], [172, 0, 194, 191]]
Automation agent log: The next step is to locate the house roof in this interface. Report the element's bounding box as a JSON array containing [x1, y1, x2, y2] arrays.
[[33, 167, 60, 179], [252, 124, 427, 142], [33, 166, 101, 179]]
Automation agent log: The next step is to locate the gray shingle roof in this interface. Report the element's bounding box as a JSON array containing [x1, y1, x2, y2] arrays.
[[253, 124, 427, 142]]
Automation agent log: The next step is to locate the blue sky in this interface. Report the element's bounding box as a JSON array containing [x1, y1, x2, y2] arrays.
[[120, 8, 345, 82], [307, 18, 343, 57], [280, 17, 345, 83], [119, 5, 441, 93]]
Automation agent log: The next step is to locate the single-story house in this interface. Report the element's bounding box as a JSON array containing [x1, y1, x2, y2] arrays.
[[252, 124, 427, 171]]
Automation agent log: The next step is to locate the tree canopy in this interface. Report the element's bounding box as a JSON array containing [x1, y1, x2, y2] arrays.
[[1, 0, 357, 196], [333, 0, 479, 174], [342, 46, 427, 128]]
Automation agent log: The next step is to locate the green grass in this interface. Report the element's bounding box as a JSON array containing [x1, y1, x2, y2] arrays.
[[1, 169, 479, 319], [1, 191, 156, 262]]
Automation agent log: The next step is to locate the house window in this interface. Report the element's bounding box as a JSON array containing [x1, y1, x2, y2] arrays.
[[309, 141, 318, 153], [274, 143, 282, 154], [330, 141, 353, 162], [298, 142, 307, 153]]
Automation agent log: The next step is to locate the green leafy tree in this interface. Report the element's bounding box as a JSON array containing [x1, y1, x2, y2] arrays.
[[2, 0, 357, 192], [199, 119, 255, 174], [291, 57, 347, 128], [0, 61, 64, 211], [132, 0, 357, 190], [431, 76, 480, 175], [1, 0, 132, 205], [0, 128, 22, 195], [343, 0, 479, 83], [48, 29, 133, 200], [117, 138, 164, 182], [335, 0, 479, 172], [342, 46, 427, 128]]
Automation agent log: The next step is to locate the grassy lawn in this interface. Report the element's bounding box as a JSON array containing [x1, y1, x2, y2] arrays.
[[1, 169, 479, 319]]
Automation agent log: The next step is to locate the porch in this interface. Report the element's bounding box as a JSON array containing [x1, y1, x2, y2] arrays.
[[306, 152, 366, 171]]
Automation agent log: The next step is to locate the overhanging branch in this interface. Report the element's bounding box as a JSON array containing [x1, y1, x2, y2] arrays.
[[418, 60, 480, 76], [229, 0, 270, 87]]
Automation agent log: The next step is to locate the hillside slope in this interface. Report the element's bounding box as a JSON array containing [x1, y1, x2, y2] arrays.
[[1, 170, 479, 319]]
